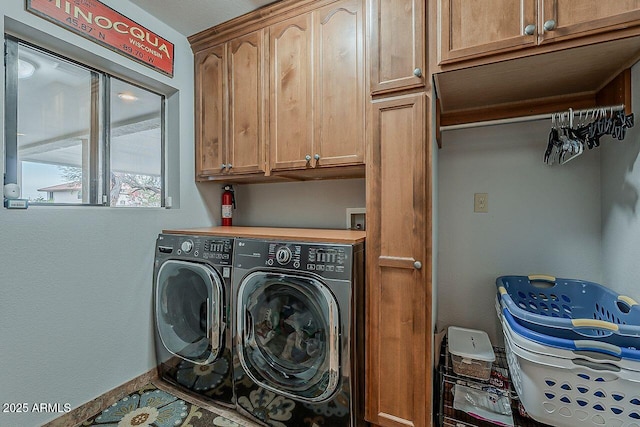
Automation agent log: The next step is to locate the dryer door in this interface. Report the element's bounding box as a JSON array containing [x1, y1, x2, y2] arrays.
[[237, 271, 340, 402], [155, 260, 224, 365]]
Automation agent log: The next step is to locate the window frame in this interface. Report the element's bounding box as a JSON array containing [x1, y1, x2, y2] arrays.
[[4, 35, 166, 208]]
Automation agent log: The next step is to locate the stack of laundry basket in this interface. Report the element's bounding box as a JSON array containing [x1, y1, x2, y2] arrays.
[[495, 274, 640, 427]]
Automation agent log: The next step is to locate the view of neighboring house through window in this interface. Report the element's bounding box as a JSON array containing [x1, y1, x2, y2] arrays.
[[5, 37, 164, 207]]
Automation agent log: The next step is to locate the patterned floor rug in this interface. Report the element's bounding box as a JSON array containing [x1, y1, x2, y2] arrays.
[[80, 383, 243, 427]]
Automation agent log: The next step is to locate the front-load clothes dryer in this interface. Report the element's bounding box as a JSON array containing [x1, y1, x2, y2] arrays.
[[233, 237, 365, 427], [153, 233, 235, 407]]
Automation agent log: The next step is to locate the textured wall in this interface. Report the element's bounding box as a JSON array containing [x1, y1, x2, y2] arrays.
[[601, 63, 640, 299], [232, 179, 366, 229], [437, 119, 603, 343], [0, 2, 217, 425]]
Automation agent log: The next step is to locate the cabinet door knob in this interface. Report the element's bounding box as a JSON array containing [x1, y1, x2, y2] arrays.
[[413, 68, 423, 78], [227, 163, 233, 169], [305, 154, 312, 162], [314, 154, 320, 161], [524, 24, 536, 35], [413, 261, 422, 270], [221, 163, 227, 170], [543, 19, 557, 31]]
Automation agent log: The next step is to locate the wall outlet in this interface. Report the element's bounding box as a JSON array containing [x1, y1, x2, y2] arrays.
[[474, 193, 488, 213], [346, 208, 366, 230]]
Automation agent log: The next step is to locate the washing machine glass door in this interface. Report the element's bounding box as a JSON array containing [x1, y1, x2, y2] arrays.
[[156, 260, 224, 365], [237, 271, 340, 402]]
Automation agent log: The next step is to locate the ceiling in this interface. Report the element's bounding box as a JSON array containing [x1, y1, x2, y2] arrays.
[[129, 0, 277, 36]]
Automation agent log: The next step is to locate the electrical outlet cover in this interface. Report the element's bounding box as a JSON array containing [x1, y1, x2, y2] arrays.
[[474, 193, 488, 213]]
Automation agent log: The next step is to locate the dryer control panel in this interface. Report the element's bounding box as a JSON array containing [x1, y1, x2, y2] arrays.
[[156, 234, 233, 266], [234, 238, 353, 281]]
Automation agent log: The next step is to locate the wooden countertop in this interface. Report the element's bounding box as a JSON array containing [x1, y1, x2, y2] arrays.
[[162, 226, 366, 244]]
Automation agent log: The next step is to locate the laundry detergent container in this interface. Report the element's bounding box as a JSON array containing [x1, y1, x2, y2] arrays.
[[496, 275, 640, 348]]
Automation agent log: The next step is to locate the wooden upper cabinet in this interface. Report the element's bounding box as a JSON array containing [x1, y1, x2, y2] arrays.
[[228, 29, 268, 176], [539, 0, 640, 44], [195, 45, 226, 179], [269, 14, 314, 171], [194, 32, 267, 180], [192, 0, 367, 181], [440, 0, 536, 63], [314, 0, 365, 167], [370, 0, 426, 94], [269, 0, 365, 173], [440, 0, 640, 64]]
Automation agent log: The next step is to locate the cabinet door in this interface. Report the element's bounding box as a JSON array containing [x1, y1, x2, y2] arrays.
[[539, 0, 640, 43], [228, 30, 267, 176], [366, 93, 431, 427], [269, 13, 314, 171], [370, 0, 425, 93], [194, 45, 226, 179], [440, 0, 537, 63], [314, 0, 365, 167]]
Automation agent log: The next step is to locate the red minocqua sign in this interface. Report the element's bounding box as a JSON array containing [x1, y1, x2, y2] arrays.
[[27, 0, 174, 77]]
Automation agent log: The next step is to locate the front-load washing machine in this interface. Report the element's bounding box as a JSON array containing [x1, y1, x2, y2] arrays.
[[153, 233, 235, 407], [233, 237, 365, 427]]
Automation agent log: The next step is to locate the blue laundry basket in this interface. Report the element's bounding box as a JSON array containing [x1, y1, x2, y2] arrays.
[[496, 275, 640, 348]]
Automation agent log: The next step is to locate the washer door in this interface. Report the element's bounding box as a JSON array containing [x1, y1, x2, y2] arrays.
[[155, 260, 224, 365], [237, 271, 340, 402]]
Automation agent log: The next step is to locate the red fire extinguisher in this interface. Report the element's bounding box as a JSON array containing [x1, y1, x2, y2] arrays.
[[221, 185, 235, 226]]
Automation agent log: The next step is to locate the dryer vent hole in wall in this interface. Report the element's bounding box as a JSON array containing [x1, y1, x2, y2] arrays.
[[346, 208, 366, 230]]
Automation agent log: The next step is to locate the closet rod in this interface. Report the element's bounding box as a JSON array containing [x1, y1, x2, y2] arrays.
[[440, 104, 626, 132]]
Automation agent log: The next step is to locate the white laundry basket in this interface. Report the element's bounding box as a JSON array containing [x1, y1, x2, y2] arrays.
[[504, 327, 640, 427]]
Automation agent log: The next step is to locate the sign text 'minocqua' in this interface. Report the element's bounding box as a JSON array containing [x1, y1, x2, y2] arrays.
[[27, 0, 174, 77]]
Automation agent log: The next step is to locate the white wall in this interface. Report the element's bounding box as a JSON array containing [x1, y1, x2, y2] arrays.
[[601, 62, 640, 298], [437, 119, 603, 343], [0, 2, 217, 425], [232, 179, 366, 229]]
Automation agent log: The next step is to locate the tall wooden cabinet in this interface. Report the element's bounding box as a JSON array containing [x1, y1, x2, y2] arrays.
[[366, 0, 433, 425], [366, 93, 431, 427]]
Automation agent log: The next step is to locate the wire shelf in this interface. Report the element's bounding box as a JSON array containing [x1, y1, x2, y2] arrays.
[[437, 336, 551, 427]]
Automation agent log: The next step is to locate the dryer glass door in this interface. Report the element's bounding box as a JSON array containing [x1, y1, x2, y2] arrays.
[[237, 272, 340, 402], [156, 260, 224, 365]]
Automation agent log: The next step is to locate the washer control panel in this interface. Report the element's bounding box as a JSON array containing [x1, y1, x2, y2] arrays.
[[235, 239, 353, 280], [307, 246, 347, 274]]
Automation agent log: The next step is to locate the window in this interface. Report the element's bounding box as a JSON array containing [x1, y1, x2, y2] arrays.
[[4, 36, 165, 207]]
